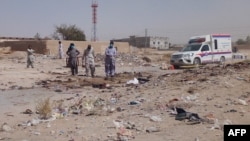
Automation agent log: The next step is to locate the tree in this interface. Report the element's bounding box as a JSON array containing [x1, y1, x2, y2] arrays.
[[245, 35, 250, 44], [43, 36, 51, 40], [34, 33, 41, 40], [51, 32, 60, 40], [236, 39, 246, 45], [52, 24, 86, 41]]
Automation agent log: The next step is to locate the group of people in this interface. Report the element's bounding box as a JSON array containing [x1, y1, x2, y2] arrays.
[[26, 40, 117, 79], [60, 40, 117, 79]]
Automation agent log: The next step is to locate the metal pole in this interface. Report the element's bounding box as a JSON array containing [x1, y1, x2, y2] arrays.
[[144, 28, 147, 53]]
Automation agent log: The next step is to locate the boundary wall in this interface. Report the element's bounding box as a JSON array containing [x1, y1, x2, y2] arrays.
[[0, 40, 131, 55]]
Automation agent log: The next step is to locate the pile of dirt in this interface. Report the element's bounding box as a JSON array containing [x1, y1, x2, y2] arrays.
[[0, 47, 11, 54], [0, 50, 27, 59]]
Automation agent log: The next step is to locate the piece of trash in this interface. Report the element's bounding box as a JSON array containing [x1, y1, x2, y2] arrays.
[[32, 131, 41, 135], [214, 104, 223, 108], [110, 97, 117, 104], [83, 101, 94, 111], [123, 122, 135, 130], [172, 107, 202, 122], [128, 101, 140, 105], [46, 123, 51, 128], [116, 107, 123, 112], [211, 119, 232, 130], [236, 76, 245, 80], [1, 123, 12, 132], [66, 97, 74, 100], [210, 119, 221, 130], [186, 95, 197, 101], [126, 78, 139, 85], [195, 137, 199, 141], [146, 127, 160, 133], [225, 109, 237, 113], [117, 136, 129, 141], [182, 94, 198, 102], [137, 78, 150, 84], [238, 99, 248, 106], [50, 130, 56, 135], [30, 118, 40, 126], [168, 98, 179, 104], [223, 119, 232, 125], [59, 130, 64, 135], [160, 63, 168, 70], [52, 112, 65, 119], [94, 98, 106, 106], [55, 89, 62, 92], [117, 127, 133, 138], [188, 113, 202, 123], [150, 116, 162, 122], [23, 109, 33, 114], [113, 120, 124, 129], [168, 108, 177, 115], [92, 83, 110, 89], [173, 107, 186, 114], [175, 113, 187, 121], [102, 106, 116, 113], [72, 109, 81, 115]]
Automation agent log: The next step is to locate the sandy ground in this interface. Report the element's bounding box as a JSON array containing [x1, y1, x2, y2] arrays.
[[0, 49, 250, 141]]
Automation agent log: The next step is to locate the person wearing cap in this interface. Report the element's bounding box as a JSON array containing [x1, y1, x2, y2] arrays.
[[82, 44, 95, 77], [58, 41, 64, 59], [105, 40, 117, 79], [66, 43, 80, 75]]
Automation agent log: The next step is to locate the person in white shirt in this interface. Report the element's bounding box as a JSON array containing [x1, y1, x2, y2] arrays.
[[58, 41, 64, 59], [82, 45, 95, 77], [27, 45, 35, 68]]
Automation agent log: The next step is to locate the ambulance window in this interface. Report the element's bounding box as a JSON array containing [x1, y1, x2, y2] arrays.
[[201, 45, 209, 51], [214, 40, 218, 49]]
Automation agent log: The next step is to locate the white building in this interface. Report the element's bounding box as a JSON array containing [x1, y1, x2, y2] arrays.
[[150, 36, 169, 50], [114, 36, 170, 50]]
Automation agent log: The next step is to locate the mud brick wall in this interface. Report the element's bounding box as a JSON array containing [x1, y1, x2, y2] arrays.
[[46, 40, 131, 56], [235, 45, 250, 57], [0, 40, 47, 54], [0, 40, 131, 55]]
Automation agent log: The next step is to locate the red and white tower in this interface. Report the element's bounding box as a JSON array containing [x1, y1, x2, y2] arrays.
[[91, 0, 98, 41]]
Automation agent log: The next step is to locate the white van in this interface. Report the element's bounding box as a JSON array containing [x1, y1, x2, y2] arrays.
[[170, 34, 232, 68]]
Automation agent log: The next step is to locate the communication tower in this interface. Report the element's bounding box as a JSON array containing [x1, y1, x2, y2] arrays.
[[91, 0, 98, 41]]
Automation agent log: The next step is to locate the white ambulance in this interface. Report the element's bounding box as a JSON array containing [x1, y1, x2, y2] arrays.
[[170, 34, 232, 68]]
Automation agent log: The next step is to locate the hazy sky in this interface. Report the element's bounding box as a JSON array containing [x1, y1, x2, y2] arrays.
[[0, 0, 250, 44]]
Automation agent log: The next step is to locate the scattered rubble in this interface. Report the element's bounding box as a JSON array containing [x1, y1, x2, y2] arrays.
[[0, 50, 250, 140]]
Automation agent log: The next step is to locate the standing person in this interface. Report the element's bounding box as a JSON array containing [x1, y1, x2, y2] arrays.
[[27, 45, 35, 68], [82, 44, 95, 77], [58, 41, 64, 59], [66, 43, 80, 75], [105, 40, 117, 80]]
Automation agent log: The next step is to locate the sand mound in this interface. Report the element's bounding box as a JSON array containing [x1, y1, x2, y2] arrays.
[[0, 51, 27, 59], [0, 47, 11, 54]]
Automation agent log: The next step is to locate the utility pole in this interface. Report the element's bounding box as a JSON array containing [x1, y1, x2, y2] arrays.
[[145, 28, 148, 48]]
